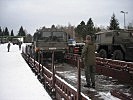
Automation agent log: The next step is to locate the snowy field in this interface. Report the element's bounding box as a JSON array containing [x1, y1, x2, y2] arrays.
[[0, 43, 52, 100]]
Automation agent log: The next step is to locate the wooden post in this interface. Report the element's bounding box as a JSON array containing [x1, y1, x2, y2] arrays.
[[52, 50, 55, 89], [77, 57, 81, 100]]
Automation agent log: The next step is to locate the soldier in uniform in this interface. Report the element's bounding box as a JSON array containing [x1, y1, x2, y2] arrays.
[[18, 41, 22, 50], [7, 41, 11, 52], [81, 35, 96, 88]]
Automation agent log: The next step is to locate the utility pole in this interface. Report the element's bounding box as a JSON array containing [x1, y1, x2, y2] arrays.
[[120, 11, 128, 29]]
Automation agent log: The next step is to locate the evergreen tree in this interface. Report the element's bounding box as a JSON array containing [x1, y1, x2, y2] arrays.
[[75, 18, 100, 41], [4, 27, 9, 36], [86, 18, 99, 42], [109, 13, 120, 30], [51, 25, 56, 29], [0, 27, 2, 36], [18, 26, 26, 36], [75, 21, 87, 39], [86, 18, 94, 34], [11, 29, 14, 36], [94, 27, 101, 33]]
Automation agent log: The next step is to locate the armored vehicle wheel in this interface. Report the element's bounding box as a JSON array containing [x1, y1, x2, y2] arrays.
[[98, 49, 107, 58], [112, 50, 124, 60]]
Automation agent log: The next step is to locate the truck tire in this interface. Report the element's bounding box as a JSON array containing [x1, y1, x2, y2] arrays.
[[112, 50, 124, 60], [98, 49, 107, 58]]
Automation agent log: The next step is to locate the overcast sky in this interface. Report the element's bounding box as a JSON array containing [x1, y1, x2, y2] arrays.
[[0, 0, 133, 35]]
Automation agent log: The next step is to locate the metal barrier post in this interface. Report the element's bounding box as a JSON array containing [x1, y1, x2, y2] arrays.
[[28, 54, 30, 63], [77, 57, 81, 100], [39, 52, 41, 67], [52, 50, 56, 99], [52, 50, 55, 89], [33, 53, 35, 67]]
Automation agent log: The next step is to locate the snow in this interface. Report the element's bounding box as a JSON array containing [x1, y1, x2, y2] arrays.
[[99, 92, 120, 100], [0, 43, 52, 100], [55, 74, 91, 100], [55, 63, 122, 100]]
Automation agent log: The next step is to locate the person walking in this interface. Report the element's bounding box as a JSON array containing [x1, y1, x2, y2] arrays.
[[18, 42, 22, 50], [81, 35, 96, 88], [7, 41, 11, 52]]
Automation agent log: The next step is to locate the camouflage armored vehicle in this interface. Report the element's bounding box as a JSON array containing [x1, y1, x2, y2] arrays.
[[96, 30, 133, 61], [33, 30, 68, 61]]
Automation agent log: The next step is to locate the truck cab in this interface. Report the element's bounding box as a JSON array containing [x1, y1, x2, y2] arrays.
[[33, 30, 68, 62]]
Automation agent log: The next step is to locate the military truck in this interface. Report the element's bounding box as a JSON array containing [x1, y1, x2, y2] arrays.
[[12, 38, 19, 45], [95, 30, 133, 61], [33, 30, 68, 62]]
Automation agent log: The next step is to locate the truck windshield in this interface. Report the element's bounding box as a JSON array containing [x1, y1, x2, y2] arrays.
[[117, 32, 132, 37], [38, 31, 67, 42], [53, 32, 67, 42]]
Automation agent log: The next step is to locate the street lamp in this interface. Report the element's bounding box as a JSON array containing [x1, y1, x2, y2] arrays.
[[120, 11, 128, 29]]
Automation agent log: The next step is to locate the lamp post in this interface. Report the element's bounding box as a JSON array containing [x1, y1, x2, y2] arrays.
[[120, 11, 128, 29]]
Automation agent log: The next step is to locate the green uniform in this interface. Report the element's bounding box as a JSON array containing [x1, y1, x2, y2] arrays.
[[81, 42, 96, 85]]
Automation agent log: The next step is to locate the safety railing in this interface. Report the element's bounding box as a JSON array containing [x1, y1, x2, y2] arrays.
[[22, 53, 90, 100], [65, 53, 133, 84]]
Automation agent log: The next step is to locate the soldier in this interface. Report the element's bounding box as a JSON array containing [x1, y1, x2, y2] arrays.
[[81, 35, 96, 88], [7, 41, 11, 52], [18, 41, 22, 50]]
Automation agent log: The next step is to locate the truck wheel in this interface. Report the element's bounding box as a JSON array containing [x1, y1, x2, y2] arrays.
[[98, 49, 107, 58], [112, 50, 124, 60]]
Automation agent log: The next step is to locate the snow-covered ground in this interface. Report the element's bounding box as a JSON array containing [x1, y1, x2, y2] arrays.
[[0, 43, 52, 100]]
